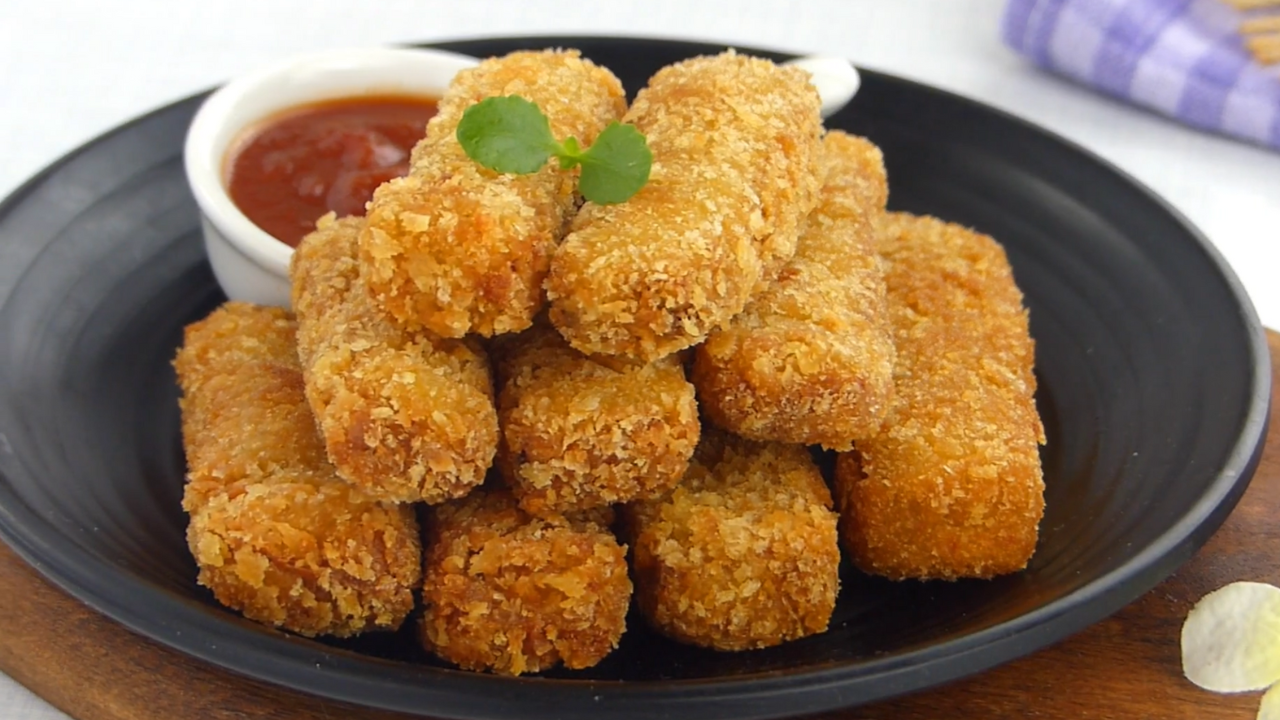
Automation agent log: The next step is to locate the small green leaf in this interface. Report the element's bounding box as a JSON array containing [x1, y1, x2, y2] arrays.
[[455, 96, 653, 204], [456, 96, 560, 174], [577, 122, 653, 205], [557, 136, 584, 170]]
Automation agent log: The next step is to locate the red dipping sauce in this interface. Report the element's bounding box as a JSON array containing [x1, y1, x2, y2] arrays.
[[224, 94, 438, 247]]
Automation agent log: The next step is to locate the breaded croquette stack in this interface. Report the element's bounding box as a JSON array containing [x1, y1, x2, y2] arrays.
[[624, 431, 840, 651], [693, 132, 895, 450], [359, 50, 627, 338], [835, 213, 1045, 580], [175, 44, 1055, 665], [547, 50, 824, 362], [493, 321, 700, 517], [419, 489, 632, 675], [291, 214, 498, 505], [175, 303, 422, 637]]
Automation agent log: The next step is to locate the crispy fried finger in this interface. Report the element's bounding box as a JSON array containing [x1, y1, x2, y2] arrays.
[[623, 431, 840, 650], [360, 49, 627, 338], [291, 213, 498, 504], [693, 131, 895, 449], [419, 489, 631, 674], [492, 322, 699, 516], [835, 213, 1045, 580], [547, 50, 823, 361], [175, 302, 421, 637]]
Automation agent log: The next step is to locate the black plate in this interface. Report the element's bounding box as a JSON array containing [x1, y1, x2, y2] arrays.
[[0, 36, 1269, 720]]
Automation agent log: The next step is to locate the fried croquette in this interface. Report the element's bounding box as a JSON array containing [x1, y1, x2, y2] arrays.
[[175, 302, 422, 637], [623, 432, 840, 651], [546, 50, 824, 362], [419, 489, 632, 675], [291, 214, 499, 504], [359, 49, 627, 338], [834, 212, 1045, 581], [693, 131, 895, 450], [492, 321, 700, 517]]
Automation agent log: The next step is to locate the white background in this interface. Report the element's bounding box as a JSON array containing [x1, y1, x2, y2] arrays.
[[2, 1, 1279, 717]]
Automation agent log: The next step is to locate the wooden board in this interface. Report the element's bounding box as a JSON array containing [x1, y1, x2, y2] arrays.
[[2, 333, 1278, 720]]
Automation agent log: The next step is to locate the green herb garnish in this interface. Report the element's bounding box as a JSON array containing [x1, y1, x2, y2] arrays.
[[456, 96, 652, 205]]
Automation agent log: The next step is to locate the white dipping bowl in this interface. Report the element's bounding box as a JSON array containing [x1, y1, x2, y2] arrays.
[[183, 47, 480, 307]]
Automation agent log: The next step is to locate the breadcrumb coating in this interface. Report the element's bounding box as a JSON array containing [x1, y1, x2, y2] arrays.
[[546, 50, 824, 362], [359, 49, 627, 338], [834, 213, 1045, 581], [291, 214, 498, 504], [174, 302, 421, 637], [419, 489, 632, 675], [492, 321, 700, 517], [623, 432, 840, 651], [693, 131, 895, 450]]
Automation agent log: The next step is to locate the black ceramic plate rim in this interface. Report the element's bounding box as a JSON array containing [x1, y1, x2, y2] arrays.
[[0, 35, 1270, 720]]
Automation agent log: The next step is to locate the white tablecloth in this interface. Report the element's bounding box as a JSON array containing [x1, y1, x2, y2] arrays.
[[2, 1, 1278, 717]]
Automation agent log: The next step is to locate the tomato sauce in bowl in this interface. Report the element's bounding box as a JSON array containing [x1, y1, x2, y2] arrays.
[[224, 94, 437, 248]]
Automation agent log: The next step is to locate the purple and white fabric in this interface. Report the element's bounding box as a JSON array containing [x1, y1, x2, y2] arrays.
[[1003, 0, 1280, 150]]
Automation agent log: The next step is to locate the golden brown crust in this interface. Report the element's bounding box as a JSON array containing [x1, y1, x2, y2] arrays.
[[174, 302, 421, 637], [623, 432, 840, 651], [491, 322, 700, 516], [834, 212, 1046, 581], [359, 49, 627, 338], [546, 50, 824, 362], [693, 132, 895, 450], [419, 489, 632, 675], [291, 214, 499, 504]]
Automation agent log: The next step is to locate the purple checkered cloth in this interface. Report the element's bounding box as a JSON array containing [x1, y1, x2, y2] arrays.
[[1003, 0, 1280, 149]]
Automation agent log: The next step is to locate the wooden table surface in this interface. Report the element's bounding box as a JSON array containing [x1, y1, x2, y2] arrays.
[[2, 333, 1276, 720]]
